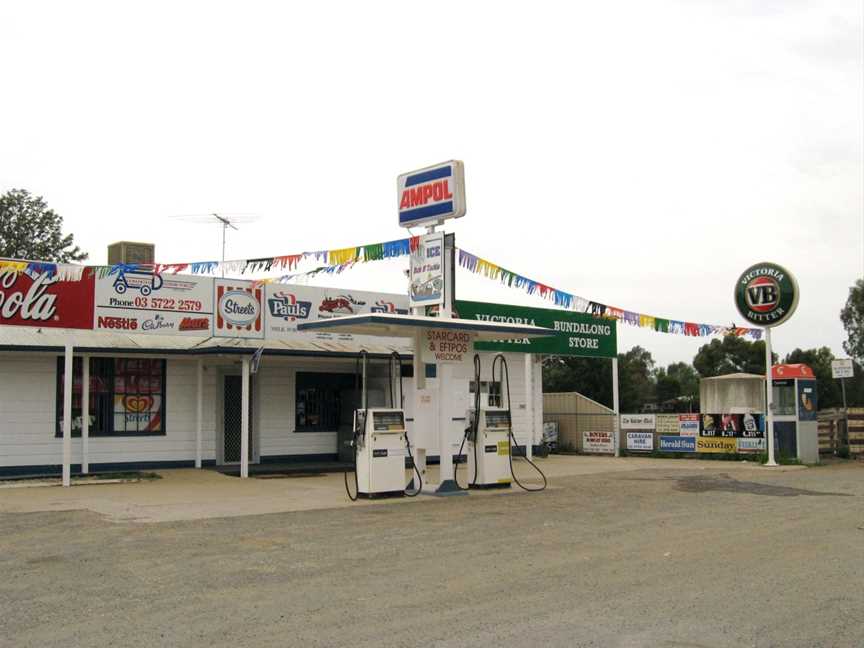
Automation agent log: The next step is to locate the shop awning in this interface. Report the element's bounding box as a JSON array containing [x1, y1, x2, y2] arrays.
[[0, 325, 411, 357], [296, 312, 555, 340]]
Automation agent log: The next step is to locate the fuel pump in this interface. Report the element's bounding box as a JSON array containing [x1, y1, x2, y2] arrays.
[[456, 354, 547, 492], [345, 351, 422, 500]]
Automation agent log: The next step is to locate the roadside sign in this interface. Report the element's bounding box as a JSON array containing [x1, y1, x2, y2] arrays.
[[620, 414, 656, 430], [734, 262, 799, 328], [831, 358, 854, 379], [398, 161, 466, 228]]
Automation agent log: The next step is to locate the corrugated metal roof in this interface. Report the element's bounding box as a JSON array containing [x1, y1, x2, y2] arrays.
[[0, 325, 411, 357], [700, 372, 765, 381], [297, 312, 555, 339]]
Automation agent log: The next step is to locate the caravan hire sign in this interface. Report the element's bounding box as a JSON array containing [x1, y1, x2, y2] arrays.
[[397, 160, 466, 228], [0, 268, 94, 329], [734, 262, 798, 327]]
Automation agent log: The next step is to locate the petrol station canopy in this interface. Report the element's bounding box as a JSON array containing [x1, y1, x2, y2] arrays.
[[296, 312, 556, 341]]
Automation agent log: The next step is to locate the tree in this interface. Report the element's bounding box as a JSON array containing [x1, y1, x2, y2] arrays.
[[840, 279, 864, 363], [693, 336, 777, 378], [0, 189, 87, 262], [784, 347, 864, 409], [617, 346, 656, 413], [542, 356, 613, 407], [784, 347, 842, 409], [655, 361, 699, 411]]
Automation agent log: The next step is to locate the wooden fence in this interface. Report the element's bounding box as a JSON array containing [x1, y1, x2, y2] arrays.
[[818, 408, 864, 458]]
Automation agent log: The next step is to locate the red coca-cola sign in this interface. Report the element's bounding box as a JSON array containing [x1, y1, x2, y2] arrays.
[[0, 269, 95, 329]]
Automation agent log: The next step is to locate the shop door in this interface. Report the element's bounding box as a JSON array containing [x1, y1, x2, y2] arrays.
[[223, 375, 254, 464]]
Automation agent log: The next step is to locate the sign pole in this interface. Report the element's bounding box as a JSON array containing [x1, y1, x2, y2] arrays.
[[842, 377, 848, 447], [764, 327, 778, 467], [612, 357, 620, 458]]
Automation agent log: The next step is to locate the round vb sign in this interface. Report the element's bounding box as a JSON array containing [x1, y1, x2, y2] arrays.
[[734, 262, 799, 327]]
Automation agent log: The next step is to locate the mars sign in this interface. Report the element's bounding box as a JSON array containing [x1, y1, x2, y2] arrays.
[[734, 262, 799, 327]]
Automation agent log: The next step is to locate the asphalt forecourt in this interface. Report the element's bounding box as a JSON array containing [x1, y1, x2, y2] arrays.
[[1, 457, 862, 648]]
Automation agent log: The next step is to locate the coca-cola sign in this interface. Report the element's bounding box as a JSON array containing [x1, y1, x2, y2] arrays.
[[0, 269, 94, 329]]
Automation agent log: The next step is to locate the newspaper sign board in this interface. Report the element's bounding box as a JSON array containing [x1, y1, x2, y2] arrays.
[[659, 436, 696, 452], [582, 430, 614, 454], [678, 414, 700, 436], [620, 414, 656, 430], [626, 432, 654, 451]]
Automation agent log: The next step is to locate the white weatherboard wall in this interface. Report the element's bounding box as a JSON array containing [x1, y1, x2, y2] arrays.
[[0, 355, 58, 467], [0, 355, 218, 469]]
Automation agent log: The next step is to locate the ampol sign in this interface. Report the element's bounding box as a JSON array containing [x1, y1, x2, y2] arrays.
[[398, 161, 466, 228]]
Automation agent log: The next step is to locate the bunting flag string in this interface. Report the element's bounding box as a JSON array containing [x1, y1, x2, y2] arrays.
[[123, 236, 417, 278], [0, 259, 87, 281], [456, 248, 762, 340], [0, 235, 761, 340]]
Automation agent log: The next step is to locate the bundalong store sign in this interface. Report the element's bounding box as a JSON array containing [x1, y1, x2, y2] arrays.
[[455, 300, 617, 359]]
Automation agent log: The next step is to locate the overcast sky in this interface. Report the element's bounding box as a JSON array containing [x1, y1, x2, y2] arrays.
[[1, 1, 861, 366]]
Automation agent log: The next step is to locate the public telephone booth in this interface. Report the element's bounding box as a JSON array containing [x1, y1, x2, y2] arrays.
[[771, 363, 819, 463]]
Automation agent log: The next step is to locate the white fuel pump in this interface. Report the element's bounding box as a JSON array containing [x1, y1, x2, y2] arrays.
[[456, 354, 548, 492], [345, 351, 422, 500]]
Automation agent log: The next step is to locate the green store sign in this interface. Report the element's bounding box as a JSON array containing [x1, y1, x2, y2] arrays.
[[734, 262, 799, 327], [455, 300, 617, 359]]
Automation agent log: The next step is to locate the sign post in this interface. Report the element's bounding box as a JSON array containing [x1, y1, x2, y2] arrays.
[[764, 327, 776, 466], [734, 262, 799, 467], [832, 359, 854, 442], [399, 161, 466, 494]]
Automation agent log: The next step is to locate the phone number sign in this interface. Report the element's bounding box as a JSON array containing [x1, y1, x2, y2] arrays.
[[94, 271, 214, 335]]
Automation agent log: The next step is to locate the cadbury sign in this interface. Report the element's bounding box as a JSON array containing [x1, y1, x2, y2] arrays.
[[0, 269, 94, 329]]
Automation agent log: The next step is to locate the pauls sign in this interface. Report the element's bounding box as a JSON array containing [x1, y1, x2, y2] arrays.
[[397, 160, 466, 229], [0, 269, 94, 329], [264, 284, 408, 342], [94, 271, 214, 336]]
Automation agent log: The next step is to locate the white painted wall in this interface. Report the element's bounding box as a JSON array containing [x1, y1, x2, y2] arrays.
[[0, 354, 218, 468], [409, 351, 538, 455]]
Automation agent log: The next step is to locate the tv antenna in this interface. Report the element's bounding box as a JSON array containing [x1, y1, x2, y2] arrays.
[[168, 213, 259, 277]]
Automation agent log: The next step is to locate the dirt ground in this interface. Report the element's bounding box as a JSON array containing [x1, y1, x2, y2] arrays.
[[1, 457, 862, 648]]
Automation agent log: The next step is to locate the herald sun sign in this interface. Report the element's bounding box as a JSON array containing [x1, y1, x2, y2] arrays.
[[397, 160, 466, 228]]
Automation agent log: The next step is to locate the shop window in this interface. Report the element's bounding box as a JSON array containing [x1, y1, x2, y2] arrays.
[[296, 372, 354, 432], [56, 358, 166, 437]]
